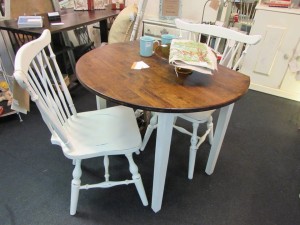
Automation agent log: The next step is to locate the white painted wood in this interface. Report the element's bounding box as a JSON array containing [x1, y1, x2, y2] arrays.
[[175, 19, 261, 70], [249, 82, 300, 101], [188, 122, 200, 180], [96, 95, 107, 109], [205, 104, 234, 175], [126, 153, 148, 206], [13, 30, 148, 215], [175, 18, 261, 176], [240, 6, 300, 101], [142, 19, 190, 39], [70, 159, 82, 215], [253, 26, 286, 76], [130, 0, 148, 41], [151, 112, 175, 213], [104, 155, 109, 181], [140, 112, 157, 151], [141, 19, 261, 183]]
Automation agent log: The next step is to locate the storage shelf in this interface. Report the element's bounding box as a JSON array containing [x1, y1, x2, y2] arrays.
[[0, 101, 17, 118]]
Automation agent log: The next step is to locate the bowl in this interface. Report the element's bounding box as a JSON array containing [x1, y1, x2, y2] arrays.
[[154, 44, 170, 61], [175, 67, 193, 78]]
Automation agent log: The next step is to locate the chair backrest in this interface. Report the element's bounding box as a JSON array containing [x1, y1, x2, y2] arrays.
[[234, 0, 257, 25], [13, 29, 76, 148], [73, 25, 94, 46], [175, 18, 261, 70]]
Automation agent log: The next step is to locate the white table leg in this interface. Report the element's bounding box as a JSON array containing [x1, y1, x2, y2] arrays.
[[151, 112, 175, 213], [205, 103, 234, 175], [96, 96, 107, 109]]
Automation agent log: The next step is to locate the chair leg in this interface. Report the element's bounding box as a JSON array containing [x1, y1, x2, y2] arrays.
[[188, 122, 200, 180], [140, 113, 158, 151], [104, 155, 110, 182], [96, 96, 107, 109], [125, 153, 148, 206], [70, 159, 82, 215], [207, 116, 214, 145]]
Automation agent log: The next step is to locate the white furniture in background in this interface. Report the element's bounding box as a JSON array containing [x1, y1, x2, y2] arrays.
[[141, 0, 220, 39], [140, 18, 261, 180], [13, 29, 148, 215], [130, 0, 148, 40], [142, 18, 189, 39], [240, 5, 300, 101]]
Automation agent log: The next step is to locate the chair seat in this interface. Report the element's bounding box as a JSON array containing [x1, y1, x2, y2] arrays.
[[178, 110, 215, 123], [52, 106, 142, 159]]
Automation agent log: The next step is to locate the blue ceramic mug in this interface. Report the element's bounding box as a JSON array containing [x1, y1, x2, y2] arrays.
[[161, 34, 176, 45], [140, 36, 158, 57]]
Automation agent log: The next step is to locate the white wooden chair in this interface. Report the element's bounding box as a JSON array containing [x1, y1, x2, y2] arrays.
[[13, 29, 148, 215], [230, 0, 258, 33], [140, 19, 261, 179]]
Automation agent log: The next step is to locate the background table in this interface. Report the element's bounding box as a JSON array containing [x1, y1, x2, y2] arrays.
[[0, 8, 119, 38], [76, 41, 250, 212], [0, 8, 119, 76]]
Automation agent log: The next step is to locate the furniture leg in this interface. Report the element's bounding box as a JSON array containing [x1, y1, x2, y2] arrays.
[[125, 153, 148, 206], [104, 155, 109, 181], [70, 159, 82, 215], [140, 113, 157, 151], [205, 103, 234, 175], [151, 112, 175, 213], [96, 96, 107, 109], [188, 122, 199, 180], [100, 20, 108, 42], [207, 116, 214, 145]]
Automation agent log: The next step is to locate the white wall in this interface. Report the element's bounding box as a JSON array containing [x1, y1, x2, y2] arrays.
[[58, 0, 219, 23], [143, 0, 218, 23]]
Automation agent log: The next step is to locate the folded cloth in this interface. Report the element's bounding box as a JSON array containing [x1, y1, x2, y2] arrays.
[[11, 79, 29, 114], [169, 39, 218, 75]]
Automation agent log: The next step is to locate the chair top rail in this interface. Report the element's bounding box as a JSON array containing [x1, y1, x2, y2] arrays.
[[175, 19, 261, 45]]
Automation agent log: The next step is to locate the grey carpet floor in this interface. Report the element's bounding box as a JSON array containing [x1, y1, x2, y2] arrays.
[[1, 85, 300, 225]]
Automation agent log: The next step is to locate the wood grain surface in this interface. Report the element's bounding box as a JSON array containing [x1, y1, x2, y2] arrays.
[[0, 8, 118, 35], [76, 41, 250, 113]]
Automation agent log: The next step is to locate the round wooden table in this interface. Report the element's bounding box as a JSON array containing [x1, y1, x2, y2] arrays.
[[76, 41, 250, 212]]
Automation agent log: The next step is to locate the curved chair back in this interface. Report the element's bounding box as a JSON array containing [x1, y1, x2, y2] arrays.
[[175, 18, 261, 70], [13, 29, 76, 150]]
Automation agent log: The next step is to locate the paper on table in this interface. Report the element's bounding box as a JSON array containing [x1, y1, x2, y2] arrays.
[[51, 22, 64, 26], [131, 61, 149, 70]]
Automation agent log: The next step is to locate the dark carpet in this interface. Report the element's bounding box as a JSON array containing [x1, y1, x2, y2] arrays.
[[1, 84, 300, 225]]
